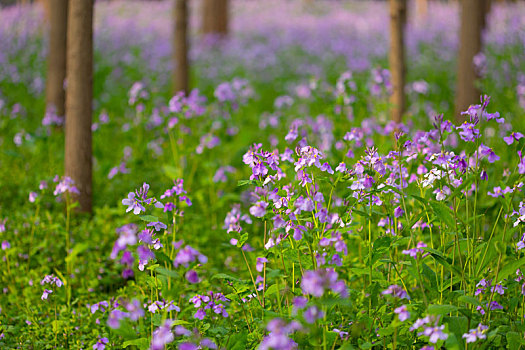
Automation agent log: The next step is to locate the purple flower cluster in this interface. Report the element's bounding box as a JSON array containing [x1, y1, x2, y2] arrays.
[[259, 318, 302, 350], [301, 268, 348, 298], [160, 179, 192, 213], [381, 285, 410, 300], [107, 299, 144, 329], [40, 274, 63, 301], [53, 175, 80, 197], [189, 291, 229, 320], [462, 324, 488, 343], [223, 204, 252, 234], [122, 183, 164, 215], [173, 244, 208, 268], [410, 316, 448, 344]]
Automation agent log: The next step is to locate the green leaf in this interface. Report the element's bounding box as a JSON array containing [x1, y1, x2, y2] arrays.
[[421, 247, 461, 275], [65, 242, 89, 264], [457, 295, 481, 307], [427, 304, 458, 315], [139, 215, 158, 222], [429, 201, 455, 228], [506, 332, 525, 350], [122, 338, 150, 349], [155, 267, 180, 279], [499, 256, 525, 281], [228, 331, 248, 350], [237, 232, 249, 248]]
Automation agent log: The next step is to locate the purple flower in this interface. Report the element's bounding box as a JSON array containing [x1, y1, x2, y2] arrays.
[[293, 296, 308, 310], [179, 343, 198, 350], [1, 241, 10, 250], [503, 132, 524, 145], [519, 151, 525, 174], [150, 320, 174, 350], [249, 201, 268, 218], [185, 270, 200, 284], [53, 176, 80, 196], [394, 206, 404, 218], [41, 275, 63, 287], [107, 310, 128, 329], [457, 122, 480, 142], [422, 325, 449, 344], [122, 192, 145, 215], [41, 289, 53, 300], [462, 324, 488, 343], [260, 319, 301, 350], [381, 285, 410, 300], [402, 242, 427, 259], [303, 306, 324, 324], [89, 301, 109, 314], [301, 268, 347, 298], [29, 192, 38, 203], [93, 337, 109, 350], [190, 291, 229, 320], [256, 257, 268, 272], [147, 221, 167, 232], [125, 300, 144, 321], [137, 245, 155, 271], [487, 186, 512, 198], [174, 246, 207, 268], [394, 305, 410, 321]]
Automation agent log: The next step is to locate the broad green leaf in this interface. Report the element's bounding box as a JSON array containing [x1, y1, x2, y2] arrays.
[[499, 256, 525, 281], [123, 338, 150, 349], [139, 215, 158, 222], [457, 295, 481, 307], [429, 201, 455, 228], [427, 304, 458, 315]]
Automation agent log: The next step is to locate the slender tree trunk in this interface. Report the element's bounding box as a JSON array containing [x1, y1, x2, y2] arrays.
[[46, 0, 68, 118], [173, 0, 189, 94], [39, 0, 51, 23], [65, 0, 93, 213], [455, 0, 483, 120], [201, 0, 228, 36], [389, 0, 407, 123], [415, 0, 427, 18]]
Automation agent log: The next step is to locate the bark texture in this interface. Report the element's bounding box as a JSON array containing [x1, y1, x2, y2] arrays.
[[173, 0, 189, 94], [455, 0, 483, 120], [65, 0, 93, 213], [201, 0, 228, 36], [416, 0, 427, 18], [389, 0, 407, 123], [45, 0, 68, 117]]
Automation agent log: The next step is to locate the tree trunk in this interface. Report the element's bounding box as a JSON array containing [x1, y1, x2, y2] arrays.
[[173, 0, 189, 94], [201, 0, 228, 36], [46, 0, 68, 118], [389, 0, 407, 123], [65, 0, 93, 213], [415, 0, 427, 18], [39, 0, 51, 23], [455, 0, 482, 120]]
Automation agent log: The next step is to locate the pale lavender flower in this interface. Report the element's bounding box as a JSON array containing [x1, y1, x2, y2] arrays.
[[93, 337, 109, 350], [394, 305, 410, 321], [462, 324, 488, 343], [122, 192, 145, 215], [41, 289, 53, 300], [421, 325, 448, 344], [174, 246, 208, 268], [249, 201, 268, 218], [303, 306, 324, 324], [29, 192, 38, 203], [150, 320, 174, 350]]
